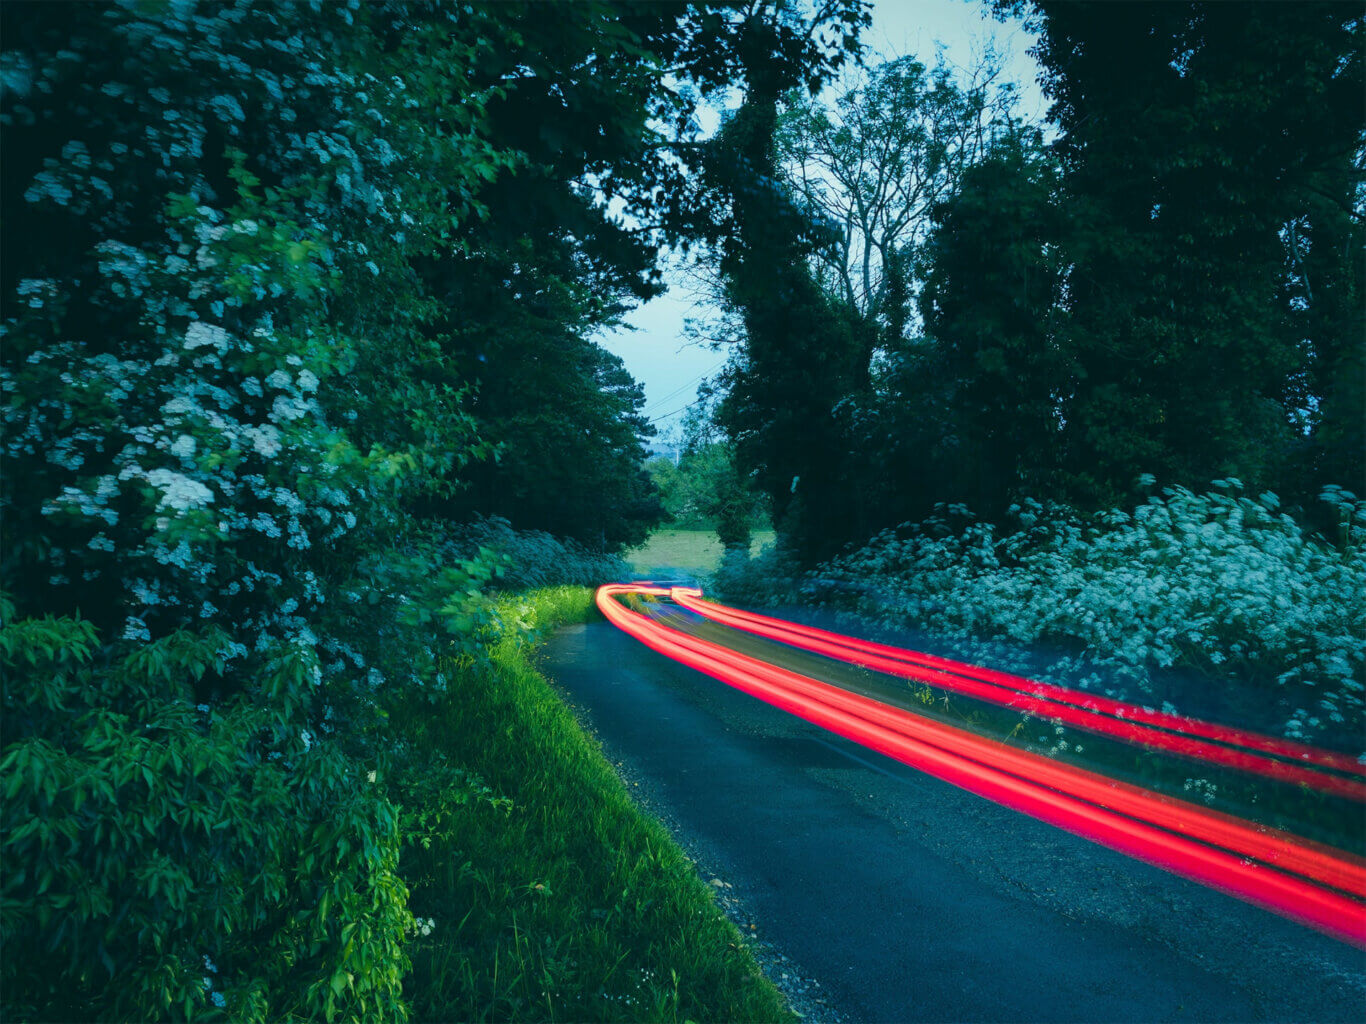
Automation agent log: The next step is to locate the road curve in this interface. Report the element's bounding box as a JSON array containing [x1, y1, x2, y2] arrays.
[[537, 586, 1366, 1021]]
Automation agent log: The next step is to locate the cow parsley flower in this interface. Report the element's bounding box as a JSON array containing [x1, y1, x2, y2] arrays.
[[245, 425, 281, 458]]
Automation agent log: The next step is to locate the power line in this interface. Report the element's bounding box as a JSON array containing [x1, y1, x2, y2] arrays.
[[648, 394, 709, 424], [640, 357, 727, 415]]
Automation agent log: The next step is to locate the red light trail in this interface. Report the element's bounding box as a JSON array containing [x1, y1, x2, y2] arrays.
[[671, 588, 1366, 797], [597, 584, 1366, 948]]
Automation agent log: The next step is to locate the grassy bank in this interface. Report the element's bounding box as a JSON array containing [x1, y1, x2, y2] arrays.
[[388, 586, 789, 1022], [627, 529, 776, 577]]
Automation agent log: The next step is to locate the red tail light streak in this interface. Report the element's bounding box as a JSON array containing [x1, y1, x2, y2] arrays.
[[597, 584, 1366, 948]]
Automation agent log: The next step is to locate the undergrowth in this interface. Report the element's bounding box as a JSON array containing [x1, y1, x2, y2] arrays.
[[715, 483, 1366, 744], [442, 517, 632, 590], [386, 586, 790, 1023]]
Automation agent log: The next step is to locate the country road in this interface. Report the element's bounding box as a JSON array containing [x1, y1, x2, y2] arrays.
[[541, 602, 1366, 1023]]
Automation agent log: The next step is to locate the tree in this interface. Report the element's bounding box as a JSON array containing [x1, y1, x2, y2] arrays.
[[776, 50, 1018, 331], [408, 1, 870, 551], [917, 129, 1069, 522], [647, 402, 767, 547], [994, 0, 1365, 509], [673, 1, 870, 562], [696, 42, 1043, 558]]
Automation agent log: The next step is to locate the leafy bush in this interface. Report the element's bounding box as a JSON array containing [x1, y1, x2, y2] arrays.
[[717, 483, 1366, 742], [0, 3, 509, 1017], [0, 598, 412, 1021], [442, 517, 631, 590], [712, 537, 805, 606]]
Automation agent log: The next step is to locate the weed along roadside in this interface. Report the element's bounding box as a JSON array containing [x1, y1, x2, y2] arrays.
[[386, 586, 791, 1022]]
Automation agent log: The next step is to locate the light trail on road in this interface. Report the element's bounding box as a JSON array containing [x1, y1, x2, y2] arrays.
[[669, 588, 1366, 799], [597, 583, 1366, 948]]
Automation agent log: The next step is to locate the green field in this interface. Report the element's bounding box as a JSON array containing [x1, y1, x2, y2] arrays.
[[626, 529, 776, 576]]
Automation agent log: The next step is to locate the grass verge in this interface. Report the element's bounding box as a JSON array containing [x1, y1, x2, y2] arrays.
[[388, 585, 790, 1022]]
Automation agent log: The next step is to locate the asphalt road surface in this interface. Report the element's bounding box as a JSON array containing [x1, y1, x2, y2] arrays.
[[542, 618, 1366, 1023]]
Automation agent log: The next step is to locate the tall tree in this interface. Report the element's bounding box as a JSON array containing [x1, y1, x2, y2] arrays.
[[699, 43, 1042, 556], [917, 129, 1069, 522], [411, 1, 872, 550], [995, 0, 1365, 508], [678, 2, 872, 561], [776, 51, 1017, 329]]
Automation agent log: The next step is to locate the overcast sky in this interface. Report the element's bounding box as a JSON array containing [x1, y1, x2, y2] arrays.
[[599, 0, 1045, 442]]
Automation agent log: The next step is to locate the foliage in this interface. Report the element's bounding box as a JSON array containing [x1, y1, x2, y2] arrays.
[[712, 538, 808, 609], [650, 445, 763, 547], [993, 0, 1365, 512], [717, 484, 1366, 743], [627, 529, 777, 579], [415, 0, 866, 552], [646, 402, 768, 547], [701, 55, 867, 562], [404, 8, 671, 551], [0, 1, 866, 1018], [715, 5, 1361, 564], [439, 324, 663, 551], [913, 128, 1069, 524], [389, 587, 793, 1023], [706, 45, 1028, 560], [441, 517, 632, 591], [0, 603, 411, 1020], [776, 50, 1019, 326]]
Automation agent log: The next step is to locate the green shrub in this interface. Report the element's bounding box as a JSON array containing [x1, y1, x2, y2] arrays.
[[718, 483, 1366, 742], [0, 600, 411, 1021], [442, 517, 632, 590]]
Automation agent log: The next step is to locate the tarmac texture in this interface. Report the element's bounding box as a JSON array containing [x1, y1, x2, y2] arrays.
[[542, 619, 1366, 1023]]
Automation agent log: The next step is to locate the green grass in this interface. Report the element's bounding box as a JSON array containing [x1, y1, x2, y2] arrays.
[[626, 529, 776, 576], [388, 585, 790, 1023]]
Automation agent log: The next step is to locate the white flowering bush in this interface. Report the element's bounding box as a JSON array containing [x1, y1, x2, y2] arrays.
[[0, 0, 873, 1018], [719, 483, 1366, 743], [0, 2, 512, 1019]]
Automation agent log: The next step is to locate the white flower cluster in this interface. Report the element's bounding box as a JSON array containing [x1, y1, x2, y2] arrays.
[[143, 468, 214, 511], [184, 320, 230, 353], [406, 916, 435, 937], [815, 485, 1366, 743]]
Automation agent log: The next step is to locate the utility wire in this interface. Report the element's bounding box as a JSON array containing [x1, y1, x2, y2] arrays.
[[640, 357, 727, 415], [648, 394, 709, 424]]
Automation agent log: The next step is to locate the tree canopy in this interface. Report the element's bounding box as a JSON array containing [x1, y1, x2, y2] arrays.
[[706, 1, 1363, 561]]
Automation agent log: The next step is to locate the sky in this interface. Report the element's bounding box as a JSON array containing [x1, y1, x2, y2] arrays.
[[598, 0, 1046, 444]]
